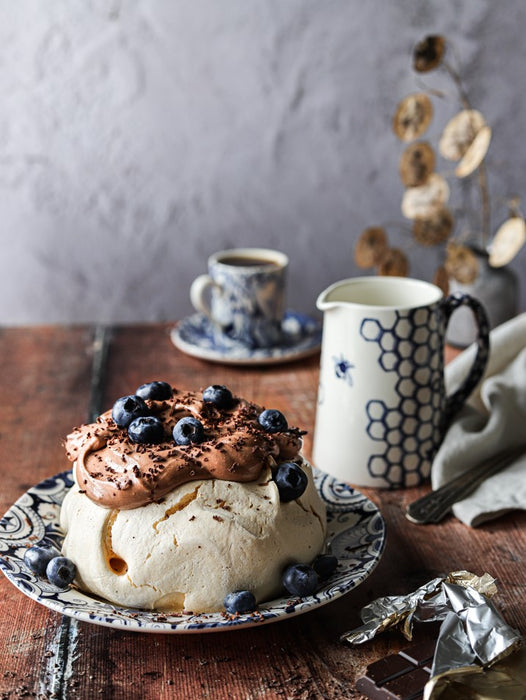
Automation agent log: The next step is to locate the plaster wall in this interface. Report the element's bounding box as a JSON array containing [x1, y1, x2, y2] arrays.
[[1, 0, 525, 325]]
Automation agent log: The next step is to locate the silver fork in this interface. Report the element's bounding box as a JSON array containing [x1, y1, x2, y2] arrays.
[[405, 446, 525, 524]]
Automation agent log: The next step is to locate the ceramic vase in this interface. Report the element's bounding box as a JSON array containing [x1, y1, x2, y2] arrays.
[[446, 248, 519, 347]]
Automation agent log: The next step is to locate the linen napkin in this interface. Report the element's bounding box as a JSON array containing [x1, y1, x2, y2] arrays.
[[432, 312, 526, 526]]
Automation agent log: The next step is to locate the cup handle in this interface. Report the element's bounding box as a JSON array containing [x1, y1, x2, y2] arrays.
[[442, 292, 490, 424], [190, 274, 217, 318]]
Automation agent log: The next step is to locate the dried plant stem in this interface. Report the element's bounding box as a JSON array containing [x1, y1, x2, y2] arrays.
[[443, 61, 470, 110], [443, 60, 491, 248], [478, 161, 491, 249]]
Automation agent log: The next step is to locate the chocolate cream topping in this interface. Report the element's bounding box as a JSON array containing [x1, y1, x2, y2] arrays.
[[64, 388, 303, 510]]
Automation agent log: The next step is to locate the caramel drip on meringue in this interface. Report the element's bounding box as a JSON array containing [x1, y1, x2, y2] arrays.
[[65, 389, 302, 510], [103, 510, 128, 575]]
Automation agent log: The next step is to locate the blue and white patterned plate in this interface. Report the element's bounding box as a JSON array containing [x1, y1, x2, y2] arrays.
[[171, 310, 322, 365], [0, 469, 385, 633]]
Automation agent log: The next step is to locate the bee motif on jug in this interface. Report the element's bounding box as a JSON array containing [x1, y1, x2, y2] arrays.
[[359, 306, 444, 487], [333, 355, 355, 386]]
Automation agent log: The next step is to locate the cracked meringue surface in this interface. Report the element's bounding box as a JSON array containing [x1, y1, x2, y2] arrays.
[[60, 459, 326, 613]]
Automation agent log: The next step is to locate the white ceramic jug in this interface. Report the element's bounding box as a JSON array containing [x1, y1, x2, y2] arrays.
[[312, 277, 490, 488]]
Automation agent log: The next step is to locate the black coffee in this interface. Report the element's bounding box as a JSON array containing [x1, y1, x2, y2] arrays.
[[220, 256, 279, 268]]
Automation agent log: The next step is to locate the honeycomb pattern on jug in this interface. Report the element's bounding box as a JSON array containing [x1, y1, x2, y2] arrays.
[[360, 306, 444, 487]]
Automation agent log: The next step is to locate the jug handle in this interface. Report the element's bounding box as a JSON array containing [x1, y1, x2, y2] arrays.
[[442, 293, 490, 425]]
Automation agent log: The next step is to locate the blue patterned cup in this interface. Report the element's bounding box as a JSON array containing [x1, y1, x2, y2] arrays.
[[190, 248, 288, 348], [312, 277, 490, 488]]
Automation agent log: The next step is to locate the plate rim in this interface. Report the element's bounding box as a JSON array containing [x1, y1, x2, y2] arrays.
[[0, 468, 386, 634]]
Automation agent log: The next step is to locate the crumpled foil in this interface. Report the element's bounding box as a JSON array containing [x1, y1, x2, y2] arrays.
[[341, 571, 523, 699]]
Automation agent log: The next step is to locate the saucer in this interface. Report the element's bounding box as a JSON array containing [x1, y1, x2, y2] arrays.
[[171, 310, 322, 365]]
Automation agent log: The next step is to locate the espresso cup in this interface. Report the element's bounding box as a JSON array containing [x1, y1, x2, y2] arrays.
[[312, 276, 490, 488], [190, 248, 288, 348]]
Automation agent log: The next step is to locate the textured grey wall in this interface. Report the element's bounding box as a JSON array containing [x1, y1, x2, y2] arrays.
[[1, 0, 525, 325]]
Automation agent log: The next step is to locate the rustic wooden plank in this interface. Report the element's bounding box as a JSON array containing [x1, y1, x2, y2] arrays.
[[0, 326, 94, 698], [37, 326, 112, 700], [0, 326, 95, 500], [1, 326, 524, 699], [444, 344, 461, 365], [367, 489, 526, 632]]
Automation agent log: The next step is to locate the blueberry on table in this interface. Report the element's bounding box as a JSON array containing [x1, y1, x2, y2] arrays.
[[312, 554, 338, 580], [111, 395, 149, 428], [202, 385, 233, 409], [135, 381, 173, 401], [128, 416, 165, 444], [274, 462, 308, 502], [23, 545, 60, 577], [258, 409, 288, 433], [46, 557, 76, 589], [282, 564, 319, 597], [223, 590, 257, 615], [173, 417, 205, 445]]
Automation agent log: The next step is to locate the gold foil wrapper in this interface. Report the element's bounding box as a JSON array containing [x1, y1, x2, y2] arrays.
[[341, 571, 523, 699]]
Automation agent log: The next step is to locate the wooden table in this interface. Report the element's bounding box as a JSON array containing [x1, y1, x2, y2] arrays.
[[1, 325, 524, 699]]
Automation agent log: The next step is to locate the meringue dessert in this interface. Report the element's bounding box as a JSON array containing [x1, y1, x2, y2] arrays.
[[59, 382, 327, 614]]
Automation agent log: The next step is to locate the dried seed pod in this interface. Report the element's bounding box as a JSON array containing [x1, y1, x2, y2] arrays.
[[489, 217, 526, 267], [392, 93, 433, 142], [399, 141, 435, 187], [444, 242, 479, 284], [507, 196, 522, 217], [354, 227, 388, 268], [455, 125, 492, 177], [377, 248, 409, 277], [439, 109, 486, 161], [413, 35, 446, 73], [432, 265, 450, 295], [401, 173, 450, 220], [413, 207, 454, 246]]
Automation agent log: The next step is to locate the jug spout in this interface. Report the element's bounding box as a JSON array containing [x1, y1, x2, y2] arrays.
[[316, 279, 353, 312]]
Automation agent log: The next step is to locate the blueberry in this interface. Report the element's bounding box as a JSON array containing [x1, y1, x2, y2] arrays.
[[173, 416, 205, 445], [111, 395, 149, 428], [312, 554, 338, 580], [128, 416, 164, 444], [135, 381, 173, 401], [202, 385, 233, 409], [258, 409, 288, 433], [282, 564, 319, 597], [46, 556, 76, 589], [274, 462, 308, 502], [23, 545, 60, 577], [223, 590, 257, 615]]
